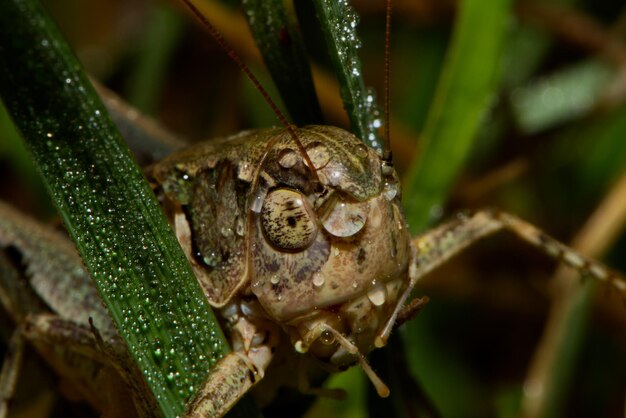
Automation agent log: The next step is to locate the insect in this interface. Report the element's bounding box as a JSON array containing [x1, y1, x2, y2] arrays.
[[1, 1, 626, 417]]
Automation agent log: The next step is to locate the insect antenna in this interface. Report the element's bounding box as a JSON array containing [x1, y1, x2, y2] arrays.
[[382, 0, 393, 165], [179, 0, 320, 184]]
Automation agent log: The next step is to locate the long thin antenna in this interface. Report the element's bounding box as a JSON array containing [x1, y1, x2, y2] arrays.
[[382, 0, 393, 164], [180, 0, 320, 183]]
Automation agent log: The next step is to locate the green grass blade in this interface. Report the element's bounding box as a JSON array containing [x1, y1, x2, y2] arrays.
[[403, 0, 512, 233], [0, 0, 256, 416], [311, 0, 383, 151], [536, 282, 596, 418], [126, 3, 185, 115], [401, 0, 512, 415], [242, 0, 323, 126]]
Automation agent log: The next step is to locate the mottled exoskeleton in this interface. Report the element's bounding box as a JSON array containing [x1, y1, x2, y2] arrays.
[[0, 202, 157, 417], [150, 126, 416, 407]]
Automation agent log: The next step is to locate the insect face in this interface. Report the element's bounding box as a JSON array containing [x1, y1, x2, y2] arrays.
[[248, 126, 411, 368], [151, 123, 411, 395]]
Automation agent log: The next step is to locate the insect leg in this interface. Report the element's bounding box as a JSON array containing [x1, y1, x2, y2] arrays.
[[378, 209, 626, 350], [0, 331, 24, 418], [0, 202, 115, 334], [409, 209, 626, 292], [184, 352, 260, 418], [376, 287, 428, 348], [21, 313, 152, 411]]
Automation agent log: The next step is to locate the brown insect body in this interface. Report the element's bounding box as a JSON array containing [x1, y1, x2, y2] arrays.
[[152, 125, 412, 377]]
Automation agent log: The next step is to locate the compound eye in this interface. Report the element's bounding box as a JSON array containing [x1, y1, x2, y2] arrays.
[[261, 189, 318, 251]]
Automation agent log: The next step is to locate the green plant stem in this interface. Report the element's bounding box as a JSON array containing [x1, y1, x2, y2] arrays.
[[126, 4, 184, 115], [242, 0, 323, 126], [311, 0, 383, 151], [403, 0, 512, 233]]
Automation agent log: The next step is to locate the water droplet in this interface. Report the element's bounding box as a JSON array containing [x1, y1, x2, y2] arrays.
[[202, 251, 219, 267], [312, 272, 325, 288], [352, 281, 358, 289], [356, 143, 369, 158], [383, 181, 398, 200], [249, 189, 266, 213], [305, 142, 330, 169], [270, 275, 280, 285], [278, 148, 299, 168], [322, 199, 368, 237], [235, 217, 245, 236], [367, 284, 386, 307], [429, 204, 443, 221], [319, 329, 334, 345]]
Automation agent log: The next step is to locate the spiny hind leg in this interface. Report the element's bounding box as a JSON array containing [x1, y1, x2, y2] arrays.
[[377, 209, 626, 348], [411, 209, 625, 292]]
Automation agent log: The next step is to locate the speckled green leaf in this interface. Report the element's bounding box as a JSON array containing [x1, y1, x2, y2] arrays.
[[0, 0, 254, 416], [242, 0, 323, 126], [311, 0, 383, 151]]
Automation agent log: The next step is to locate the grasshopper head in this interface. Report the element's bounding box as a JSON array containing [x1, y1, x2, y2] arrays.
[[249, 126, 413, 396]]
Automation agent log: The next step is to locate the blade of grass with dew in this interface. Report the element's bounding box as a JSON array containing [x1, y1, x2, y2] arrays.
[[403, 0, 512, 233], [125, 3, 185, 115], [0, 1, 257, 416], [241, 0, 323, 126], [311, 0, 383, 152]]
